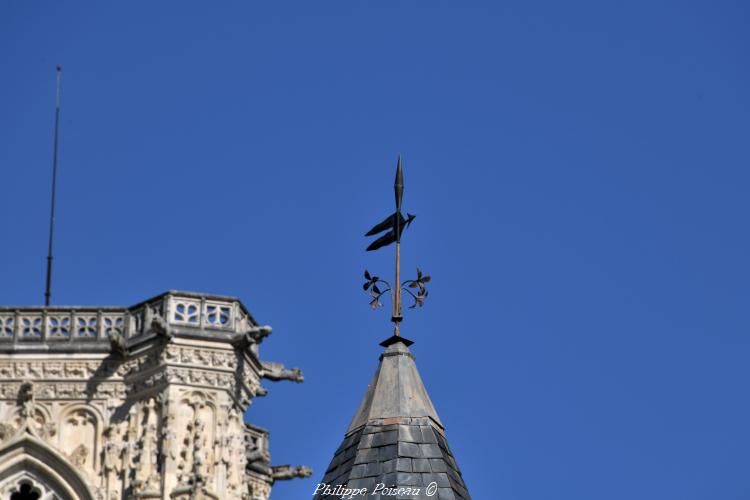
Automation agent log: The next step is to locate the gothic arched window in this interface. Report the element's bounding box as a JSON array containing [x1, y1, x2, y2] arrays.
[[9, 482, 41, 500]]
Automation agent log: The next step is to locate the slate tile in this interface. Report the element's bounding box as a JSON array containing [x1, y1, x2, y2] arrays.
[[335, 441, 347, 455], [373, 430, 398, 447], [429, 459, 448, 473], [399, 425, 423, 443], [380, 472, 398, 487], [437, 488, 457, 500], [393, 491, 420, 500], [420, 426, 438, 444], [358, 433, 375, 449], [396, 458, 412, 472], [396, 472, 423, 486], [365, 462, 382, 477], [412, 458, 431, 473], [354, 448, 379, 464], [348, 477, 376, 491], [381, 459, 396, 473], [343, 433, 357, 449], [382, 429, 399, 445], [419, 443, 442, 459], [338, 457, 354, 474], [349, 464, 367, 479], [422, 472, 450, 488], [379, 444, 398, 461], [344, 445, 357, 461], [398, 441, 421, 458]]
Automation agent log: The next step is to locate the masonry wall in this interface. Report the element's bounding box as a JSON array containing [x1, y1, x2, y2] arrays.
[[0, 292, 302, 500]]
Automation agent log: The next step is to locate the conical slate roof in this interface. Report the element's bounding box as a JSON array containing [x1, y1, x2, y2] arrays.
[[315, 336, 470, 500]]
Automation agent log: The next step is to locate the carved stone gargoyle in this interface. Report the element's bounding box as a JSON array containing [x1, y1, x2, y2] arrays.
[[109, 330, 127, 356], [247, 325, 272, 344], [245, 440, 272, 476], [271, 465, 313, 482], [144, 304, 171, 340], [261, 361, 304, 383]]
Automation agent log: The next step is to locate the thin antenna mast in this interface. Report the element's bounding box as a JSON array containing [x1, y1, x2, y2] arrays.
[[44, 65, 62, 306]]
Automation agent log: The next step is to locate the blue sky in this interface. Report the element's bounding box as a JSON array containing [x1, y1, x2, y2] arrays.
[[2, 2, 750, 499]]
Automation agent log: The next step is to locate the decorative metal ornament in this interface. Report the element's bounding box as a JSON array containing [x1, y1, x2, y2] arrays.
[[363, 156, 430, 336], [362, 268, 430, 310]]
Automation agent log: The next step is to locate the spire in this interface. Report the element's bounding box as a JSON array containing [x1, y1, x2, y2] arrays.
[[347, 337, 441, 432], [314, 337, 471, 499], [315, 156, 469, 499]]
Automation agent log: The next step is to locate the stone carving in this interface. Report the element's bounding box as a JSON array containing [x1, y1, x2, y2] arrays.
[[161, 414, 177, 462], [0, 358, 115, 380], [59, 408, 97, 479], [245, 434, 271, 476], [7, 381, 128, 400], [122, 426, 138, 481], [46, 362, 63, 376], [0, 385, 15, 399], [141, 424, 159, 472], [28, 362, 43, 378], [246, 478, 271, 500], [37, 420, 56, 440], [145, 304, 169, 338], [271, 464, 313, 481], [0, 422, 16, 443], [164, 346, 236, 369], [0, 292, 308, 500], [246, 325, 272, 344], [56, 383, 93, 399], [65, 362, 88, 377], [261, 361, 304, 383], [68, 443, 89, 467], [17, 381, 34, 418], [110, 330, 127, 355], [130, 398, 163, 498], [103, 426, 122, 474], [38, 384, 56, 399], [192, 418, 209, 483]]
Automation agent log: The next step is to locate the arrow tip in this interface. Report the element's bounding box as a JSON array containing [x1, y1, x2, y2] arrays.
[[394, 155, 404, 210]]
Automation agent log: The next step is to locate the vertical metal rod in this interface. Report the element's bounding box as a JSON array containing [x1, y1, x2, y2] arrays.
[[394, 242, 401, 336], [392, 156, 404, 336], [44, 65, 62, 306]]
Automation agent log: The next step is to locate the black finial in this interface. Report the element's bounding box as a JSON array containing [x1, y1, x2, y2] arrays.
[[394, 155, 404, 212]]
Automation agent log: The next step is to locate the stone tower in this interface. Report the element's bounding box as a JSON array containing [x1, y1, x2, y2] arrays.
[[0, 291, 309, 500], [314, 335, 470, 499]]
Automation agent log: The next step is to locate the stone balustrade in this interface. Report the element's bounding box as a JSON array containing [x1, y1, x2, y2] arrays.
[[0, 291, 256, 342]]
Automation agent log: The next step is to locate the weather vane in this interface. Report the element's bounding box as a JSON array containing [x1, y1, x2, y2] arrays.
[[362, 156, 431, 337]]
